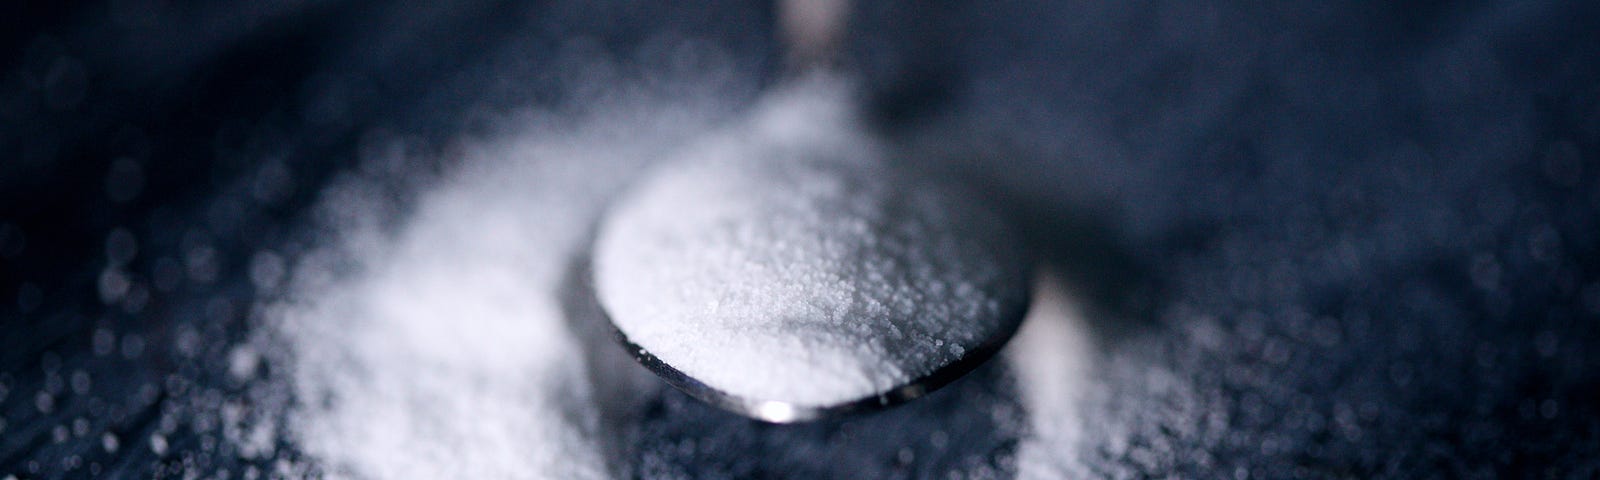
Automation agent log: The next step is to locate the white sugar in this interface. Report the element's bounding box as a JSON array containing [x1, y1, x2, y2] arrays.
[[593, 78, 1029, 407], [273, 100, 720, 479], [1007, 272, 1096, 479]]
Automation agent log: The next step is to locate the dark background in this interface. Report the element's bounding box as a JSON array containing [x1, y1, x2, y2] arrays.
[[2, 1, 1598, 478]]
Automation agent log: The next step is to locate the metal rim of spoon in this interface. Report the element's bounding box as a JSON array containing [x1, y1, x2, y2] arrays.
[[578, 258, 1032, 423]]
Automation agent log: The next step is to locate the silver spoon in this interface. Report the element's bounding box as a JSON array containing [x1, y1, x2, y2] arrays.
[[587, 77, 1032, 422]]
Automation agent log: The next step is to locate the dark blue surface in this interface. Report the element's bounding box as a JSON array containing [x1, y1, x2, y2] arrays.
[[2, 1, 1598, 478]]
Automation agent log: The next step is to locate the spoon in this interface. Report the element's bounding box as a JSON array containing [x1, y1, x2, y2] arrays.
[[588, 77, 1032, 422]]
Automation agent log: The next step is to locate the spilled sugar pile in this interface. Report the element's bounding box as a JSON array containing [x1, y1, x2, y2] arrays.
[[269, 101, 723, 479], [1006, 273, 1094, 479], [593, 79, 1030, 408]]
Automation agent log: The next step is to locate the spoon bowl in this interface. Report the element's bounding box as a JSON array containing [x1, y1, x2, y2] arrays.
[[587, 79, 1032, 422]]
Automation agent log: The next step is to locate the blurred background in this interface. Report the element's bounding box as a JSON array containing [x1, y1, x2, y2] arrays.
[[2, 0, 1598, 478]]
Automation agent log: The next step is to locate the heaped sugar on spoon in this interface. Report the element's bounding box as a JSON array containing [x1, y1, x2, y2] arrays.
[[590, 77, 1032, 422]]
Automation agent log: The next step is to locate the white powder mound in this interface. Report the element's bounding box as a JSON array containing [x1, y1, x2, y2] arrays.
[[1006, 273, 1096, 479], [274, 103, 717, 479], [592, 79, 1030, 407]]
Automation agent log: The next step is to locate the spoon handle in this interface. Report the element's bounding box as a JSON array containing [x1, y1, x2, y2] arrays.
[[779, 0, 851, 72]]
